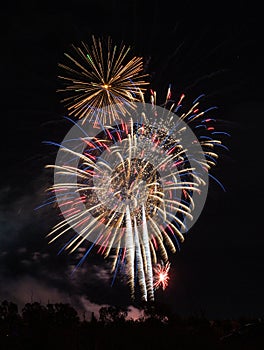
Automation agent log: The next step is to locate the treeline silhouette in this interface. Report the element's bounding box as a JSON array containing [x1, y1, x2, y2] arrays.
[[1, 300, 263, 349]]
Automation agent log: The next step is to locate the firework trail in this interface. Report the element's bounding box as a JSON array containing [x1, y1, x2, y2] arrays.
[[57, 35, 148, 124], [42, 87, 229, 301]]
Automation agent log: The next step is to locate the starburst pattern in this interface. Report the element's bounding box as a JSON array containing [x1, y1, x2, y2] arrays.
[[57, 35, 148, 124], [153, 261, 171, 290]]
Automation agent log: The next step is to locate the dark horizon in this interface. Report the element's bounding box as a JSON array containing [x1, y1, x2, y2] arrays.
[[2, 299, 264, 350]]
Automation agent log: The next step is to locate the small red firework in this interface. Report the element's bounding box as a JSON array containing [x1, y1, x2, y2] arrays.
[[153, 261, 171, 290]]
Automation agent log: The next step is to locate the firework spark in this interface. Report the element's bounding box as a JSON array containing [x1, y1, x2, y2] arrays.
[[41, 87, 229, 301], [153, 261, 171, 290], [57, 35, 148, 124]]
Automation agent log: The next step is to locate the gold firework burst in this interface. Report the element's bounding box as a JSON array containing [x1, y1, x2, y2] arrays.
[[58, 35, 149, 124]]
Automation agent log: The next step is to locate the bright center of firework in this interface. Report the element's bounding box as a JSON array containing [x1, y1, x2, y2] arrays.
[[110, 158, 161, 214], [88, 155, 163, 228], [101, 84, 110, 89], [159, 273, 165, 281]]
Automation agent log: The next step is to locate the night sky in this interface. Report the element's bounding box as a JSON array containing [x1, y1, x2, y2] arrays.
[[1, 1, 263, 320]]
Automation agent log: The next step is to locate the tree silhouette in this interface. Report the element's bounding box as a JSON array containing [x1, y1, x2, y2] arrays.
[[0, 300, 21, 336], [22, 302, 49, 336], [99, 305, 128, 325], [1, 299, 264, 350], [140, 301, 172, 325], [47, 302, 80, 329]]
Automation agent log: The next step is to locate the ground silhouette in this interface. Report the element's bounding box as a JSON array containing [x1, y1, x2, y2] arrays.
[[0, 300, 263, 349]]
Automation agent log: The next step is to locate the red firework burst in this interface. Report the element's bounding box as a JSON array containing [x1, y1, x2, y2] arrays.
[[153, 261, 171, 290]]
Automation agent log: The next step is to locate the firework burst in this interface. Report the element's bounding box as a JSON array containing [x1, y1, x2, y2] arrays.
[[57, 35, 148, 124], [153, 261, 171, 291], [41, 86, 229, 301]]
